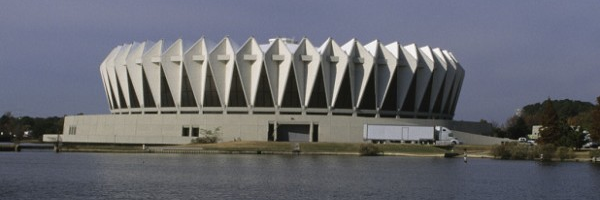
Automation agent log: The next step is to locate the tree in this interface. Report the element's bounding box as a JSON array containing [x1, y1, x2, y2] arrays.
[[537, 99, 562, 145], [505, 116, 530, 139], [516, 99, 594, 130], [556, 124, 585, 148], [492, 125, 507, 138], [0, 112, 15, 135], [481, 119, 506, 138], [191, 127, 222, 144], [0, 113, 63, 141], [590, 96, 600, 142], [521, 99, 593, 120], [568, 110, 593, 130]]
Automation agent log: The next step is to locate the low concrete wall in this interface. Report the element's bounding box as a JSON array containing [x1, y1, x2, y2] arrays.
[[59, 114, 497, 145], [453, 131, 513, 145], [43, 134, 59, 142]]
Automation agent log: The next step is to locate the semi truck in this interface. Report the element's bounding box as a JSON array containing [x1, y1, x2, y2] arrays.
[[363, 124, 461, 145]]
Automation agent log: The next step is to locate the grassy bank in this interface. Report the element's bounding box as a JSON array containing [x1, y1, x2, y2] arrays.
[[22, 141, 600, 162], [60, 144, 148, 153], [489, 143, 596, 161], [57, 141, 451, 156], [192, 142, 447, 155], [193, 141, 449, 155]]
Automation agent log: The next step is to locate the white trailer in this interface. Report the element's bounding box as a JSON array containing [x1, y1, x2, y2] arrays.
[[363, 124, 460, 145]]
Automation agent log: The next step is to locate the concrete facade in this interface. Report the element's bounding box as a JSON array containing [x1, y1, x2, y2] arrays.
[[61, 114, 492, 144]]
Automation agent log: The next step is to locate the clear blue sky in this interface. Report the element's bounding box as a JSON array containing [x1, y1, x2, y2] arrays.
[[1, 0, 599, 124]]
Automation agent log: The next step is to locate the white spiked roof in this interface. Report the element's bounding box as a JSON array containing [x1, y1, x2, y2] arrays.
[[101, 36, 464, 119]]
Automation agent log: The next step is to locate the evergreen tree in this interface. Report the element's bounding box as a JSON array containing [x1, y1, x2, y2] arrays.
[[506, 116, 529, 139], [0, 112, 15, 134], [590, 96, 600, 142], [538, 99, 561, 145], [556, 122, 585, 148]]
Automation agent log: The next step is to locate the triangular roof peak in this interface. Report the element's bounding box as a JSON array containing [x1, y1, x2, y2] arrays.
[[403, 43, 418, 59], [419, 46, 434, 61], [384, 41, 401, 58]]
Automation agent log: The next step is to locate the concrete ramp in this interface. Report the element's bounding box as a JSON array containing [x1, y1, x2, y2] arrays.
[[43, 134, 60, 142], [453, 131, 513, 145], [276, 124, 311, 142]]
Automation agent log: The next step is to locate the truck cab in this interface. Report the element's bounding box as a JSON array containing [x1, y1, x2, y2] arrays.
[[434, 126, 461, 145]]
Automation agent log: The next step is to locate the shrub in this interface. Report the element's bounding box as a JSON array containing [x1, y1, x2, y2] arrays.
[[191, 137, 218, 144], [509, 144, 531, 160], [590, 150, 600, 158], [526, 146, 540, 160], [191, 127, 222, 144], [491, 142, 534, 160], [492, 142, 567, 161], [491, 144, 511, 159], [359, 143, 381, 156], [492, 142, 577, 161], [556, 146, 575, 161], [536, 144, 556, 161]]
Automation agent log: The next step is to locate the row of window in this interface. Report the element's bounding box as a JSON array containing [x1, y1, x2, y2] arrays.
[[182, 126, 200, 137], [68, 126, 77, 135]]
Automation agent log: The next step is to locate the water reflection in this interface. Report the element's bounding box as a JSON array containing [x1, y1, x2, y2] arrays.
[[1, 152, 599, 200]]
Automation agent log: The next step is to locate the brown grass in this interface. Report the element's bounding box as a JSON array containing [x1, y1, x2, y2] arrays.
[[190, 141, 448, 154]]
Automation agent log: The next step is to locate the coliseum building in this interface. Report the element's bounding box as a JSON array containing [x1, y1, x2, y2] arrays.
[[59, 36, 493, 144]]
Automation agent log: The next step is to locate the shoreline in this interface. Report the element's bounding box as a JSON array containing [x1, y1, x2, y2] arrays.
[[4, 141, 598, 162], [47, 148, 597, 162], [40, 141, 457, 157]]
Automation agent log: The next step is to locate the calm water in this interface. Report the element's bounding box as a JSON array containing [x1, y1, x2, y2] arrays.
[[1, 152, 599, 200]]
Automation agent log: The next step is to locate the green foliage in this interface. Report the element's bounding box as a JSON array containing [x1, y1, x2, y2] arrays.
[[521, 99, 593, 119], [0, 112, 63, 140], [358, 143, 381, 156], [556, 126, 586, 149], [0, 112, 15, 134], [503, 98, 595, 142], [590, 96, 600, 142], [482, 119, 507, 138], [505, 98, 589, 147], [492, 127, 507, 138], [505, 116, 530, 139], [191, 127, 222, 144]]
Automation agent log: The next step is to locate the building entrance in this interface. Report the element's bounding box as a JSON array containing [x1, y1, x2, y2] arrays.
[[267, 123, 319, 142]]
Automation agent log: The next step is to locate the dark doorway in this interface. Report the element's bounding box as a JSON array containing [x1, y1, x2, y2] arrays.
[[276, 124, 310, 142], [268, 123, 275, 141], [312, 124, 319, 142]]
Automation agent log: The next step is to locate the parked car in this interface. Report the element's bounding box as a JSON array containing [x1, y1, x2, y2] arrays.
[[582, 142, 599, 149]]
